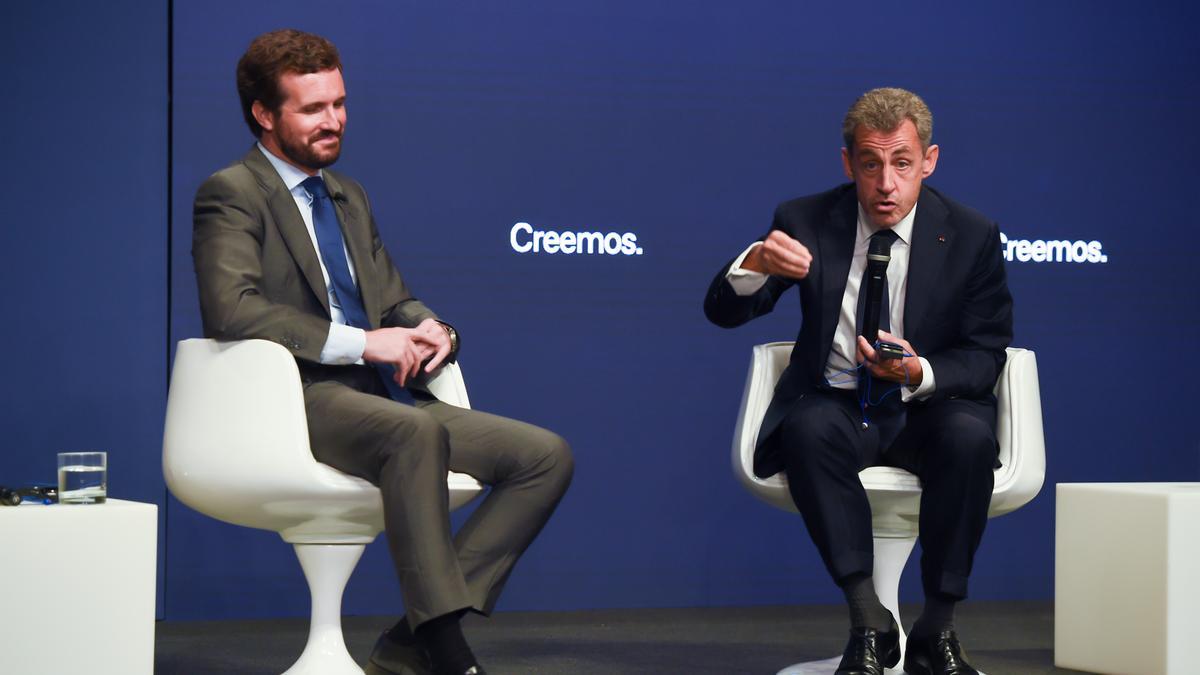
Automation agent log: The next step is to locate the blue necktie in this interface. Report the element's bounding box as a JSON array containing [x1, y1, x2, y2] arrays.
[[302, 176, 410, 402]]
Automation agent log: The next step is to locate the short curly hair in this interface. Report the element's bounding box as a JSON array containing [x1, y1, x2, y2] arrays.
[[842, 87, 933, 150], [236, 29, 341, 138]]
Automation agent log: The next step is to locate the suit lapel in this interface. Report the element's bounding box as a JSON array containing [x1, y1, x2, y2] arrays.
[[904, 187, 951, 336], [323, 172, 381, 329], [816, 190, 859, 365], [241, 148, 331, 316]]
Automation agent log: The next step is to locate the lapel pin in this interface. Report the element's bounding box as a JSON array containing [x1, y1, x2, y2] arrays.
[[937, 234, 946, 243]]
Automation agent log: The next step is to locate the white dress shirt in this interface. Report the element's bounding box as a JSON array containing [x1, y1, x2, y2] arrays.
[[258, 143, 367, 364], [726, 204, 936, 401]]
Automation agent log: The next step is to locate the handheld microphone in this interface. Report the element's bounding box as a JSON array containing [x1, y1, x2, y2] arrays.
[[860, 234, 892, 344]]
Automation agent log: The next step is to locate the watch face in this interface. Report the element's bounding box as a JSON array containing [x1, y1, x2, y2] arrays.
[[438, 323, 457, 350]]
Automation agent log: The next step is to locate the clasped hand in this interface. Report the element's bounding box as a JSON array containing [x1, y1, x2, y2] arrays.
[[362, 318, 452, 387], [856, 330, 922, 386]]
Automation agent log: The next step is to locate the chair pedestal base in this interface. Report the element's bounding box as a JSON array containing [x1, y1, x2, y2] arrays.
[[776, 534, 917, 675], [778, 661, 986, 675], [873, 535, 916, 660], [283, 543, 367, 675]]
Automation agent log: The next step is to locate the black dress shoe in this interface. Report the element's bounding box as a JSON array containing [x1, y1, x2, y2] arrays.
[[903, 630, 979, 675], [834, 616, 900, 675], [363, 630, 433, 675]]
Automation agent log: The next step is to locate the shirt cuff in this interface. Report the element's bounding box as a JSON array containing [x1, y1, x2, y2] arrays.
[[901, 357, 936, 402], [726, 241, 769, 296], [320, 322, 367, 365]]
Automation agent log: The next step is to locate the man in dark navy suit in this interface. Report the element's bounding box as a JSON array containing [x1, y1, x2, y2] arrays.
[[705, 88, 1012, 675]]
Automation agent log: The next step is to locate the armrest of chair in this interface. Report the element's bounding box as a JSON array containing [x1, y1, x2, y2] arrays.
[[426, 362, 471, 409], [730, 342, 798, 511], [990, 347, 1047, 515], [164, 339, 320, 500]]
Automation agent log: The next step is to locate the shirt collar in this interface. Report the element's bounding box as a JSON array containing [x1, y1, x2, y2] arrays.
[[257, 142, 322, 193], [856, 202, 916, 246]]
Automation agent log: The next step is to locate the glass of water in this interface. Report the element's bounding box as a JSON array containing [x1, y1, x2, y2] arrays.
[[57, 452, 107, 504]]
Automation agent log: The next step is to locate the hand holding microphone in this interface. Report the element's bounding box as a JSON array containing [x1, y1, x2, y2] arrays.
[[857, 230, 921, 385]]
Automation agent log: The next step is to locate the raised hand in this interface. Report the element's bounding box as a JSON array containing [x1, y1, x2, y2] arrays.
[[741, 230, 813, 279]]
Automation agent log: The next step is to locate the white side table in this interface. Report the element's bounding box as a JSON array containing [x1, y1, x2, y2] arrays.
[[1055, 482, 1200, 675], [0, 498, 157, 674]]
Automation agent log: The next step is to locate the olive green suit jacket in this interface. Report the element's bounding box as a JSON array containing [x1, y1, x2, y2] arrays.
[[193, 146, 437, 364]]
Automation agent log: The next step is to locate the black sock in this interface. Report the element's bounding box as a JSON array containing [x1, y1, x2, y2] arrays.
[[414, 611, 478, 675], [911, 593, 957, 638], [840, 573, 892, 630]]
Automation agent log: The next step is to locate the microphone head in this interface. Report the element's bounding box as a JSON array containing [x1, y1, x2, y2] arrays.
[[867, 233, 892, 264]]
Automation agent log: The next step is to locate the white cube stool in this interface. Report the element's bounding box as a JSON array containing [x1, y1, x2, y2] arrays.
[[1055, 482, 1200, 675], [0, 498, 158, 674]]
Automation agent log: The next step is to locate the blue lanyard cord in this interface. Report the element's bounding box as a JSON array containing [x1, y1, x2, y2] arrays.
[[821, 352, 916, 428], [822, 349, 916, 393]]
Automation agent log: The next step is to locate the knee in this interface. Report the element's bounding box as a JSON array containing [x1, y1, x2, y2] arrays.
[[510, 429, 574, 499], [535, 431, 574, 495]]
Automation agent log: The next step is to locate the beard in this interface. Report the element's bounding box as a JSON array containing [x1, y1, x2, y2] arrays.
[[278, 128, 343, 172]]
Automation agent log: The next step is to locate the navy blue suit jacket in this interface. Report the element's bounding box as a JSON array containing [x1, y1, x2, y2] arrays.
[[705, 184, 1013, 478]]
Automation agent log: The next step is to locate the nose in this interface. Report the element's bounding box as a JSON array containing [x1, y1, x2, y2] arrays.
[[319, 105, 341, 130], [878, 165, 896, 194]]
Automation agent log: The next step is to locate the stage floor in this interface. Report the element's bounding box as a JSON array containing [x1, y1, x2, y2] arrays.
[[154, 600, 1087, 674]]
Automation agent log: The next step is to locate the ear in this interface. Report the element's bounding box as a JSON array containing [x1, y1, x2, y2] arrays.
[[921, 143, 939, 178], [841, 147, 854, 181], [251, 100, 275, 134]]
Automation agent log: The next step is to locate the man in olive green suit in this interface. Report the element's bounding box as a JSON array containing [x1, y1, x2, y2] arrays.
[[192, 30, 573, 675]]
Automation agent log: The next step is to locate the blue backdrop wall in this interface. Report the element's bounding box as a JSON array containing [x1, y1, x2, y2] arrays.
[[3, 0, 168, 617], [5, 0, 1199, 622]]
